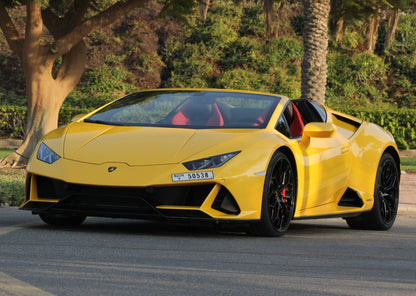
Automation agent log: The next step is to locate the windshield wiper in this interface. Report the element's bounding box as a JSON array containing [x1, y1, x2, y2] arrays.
[[83, 119, 124, 126]]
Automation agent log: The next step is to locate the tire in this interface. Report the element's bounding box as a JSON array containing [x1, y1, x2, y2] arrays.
[[250, 151, 297, 236], [39, 213, 87, 227], [346, 153, 400, 230]]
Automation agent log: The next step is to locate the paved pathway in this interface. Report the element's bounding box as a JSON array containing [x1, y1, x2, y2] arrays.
[[399, 172, 416, 212]]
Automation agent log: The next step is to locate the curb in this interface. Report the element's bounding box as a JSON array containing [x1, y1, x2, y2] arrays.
[[400, 150, 416, 158], [0, 139, 22, 149], [398, 206, 416, 213]]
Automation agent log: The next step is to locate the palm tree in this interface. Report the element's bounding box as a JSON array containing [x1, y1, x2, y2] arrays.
[[301, 0, 331, 104]]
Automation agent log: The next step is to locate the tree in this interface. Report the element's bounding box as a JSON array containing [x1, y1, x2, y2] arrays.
[[263, 0, 285, 38], [301, 0, 331, 104], [0, 0, 195, 168], [329, 0, 381, 52], [199, 0, 210, 21], [384, 0, 416, 49], [330, 0, 416, 53]]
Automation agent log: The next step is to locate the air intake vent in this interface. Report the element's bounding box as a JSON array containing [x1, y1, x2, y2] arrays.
[[338, 188, 364, 207], [212, 187, 240, 215]]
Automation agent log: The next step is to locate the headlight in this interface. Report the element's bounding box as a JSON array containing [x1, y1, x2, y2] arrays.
[[183, 151, 240, 171], [37, 143, 60, 164]]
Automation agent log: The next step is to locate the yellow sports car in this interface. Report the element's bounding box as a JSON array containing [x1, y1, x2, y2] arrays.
[[21, 89, 401, 236]]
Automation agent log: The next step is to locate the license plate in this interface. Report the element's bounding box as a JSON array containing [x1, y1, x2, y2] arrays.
[[171, 171, 214, 182]]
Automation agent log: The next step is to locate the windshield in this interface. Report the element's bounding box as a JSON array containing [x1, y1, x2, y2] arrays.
[[85, 90, 280, 129]]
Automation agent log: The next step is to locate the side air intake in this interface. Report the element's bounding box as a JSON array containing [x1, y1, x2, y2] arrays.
[[338, 188, 364, 207], [212, 187, 240, 215]]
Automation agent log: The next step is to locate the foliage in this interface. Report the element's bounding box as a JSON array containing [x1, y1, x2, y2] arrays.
[[0, 149, 12, 159], [0, 2, 416, 151], [0, 105, 26, 139], [239, 4, 264, 37], [333, 105, 416, 150], [0, 167, 25, 207], [326, 51, 389, 105], [162, 4, 303, 98], [65, 65, 140, 109], [0, 53, 26, 106], [0, 105, 93, 139], [401, 157, 416, 173]]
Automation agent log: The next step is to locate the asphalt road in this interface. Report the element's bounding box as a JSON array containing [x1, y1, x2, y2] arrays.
[[1, 208, 415, 296]]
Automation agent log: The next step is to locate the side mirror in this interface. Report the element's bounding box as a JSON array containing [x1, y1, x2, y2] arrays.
[[71, 113, 87, 122], [301, 122, 336, 146]]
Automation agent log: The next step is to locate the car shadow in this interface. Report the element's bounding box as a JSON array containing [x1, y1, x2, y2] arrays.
[[25, 216, 352, 238]]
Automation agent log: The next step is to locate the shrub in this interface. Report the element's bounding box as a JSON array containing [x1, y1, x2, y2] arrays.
[[0, 169, 25, 207], [65, 65, 139, 109], [0, 105, 26, 139], [239, 5, 264, 37], [327, 51, 388, 104], [0, 105, 93, 140], [222, 37, 265, 71], [0, 53, 26, 106], [216, 68, 268, 91], [165, 55, 219, 88], [334, 105, 416, 150]]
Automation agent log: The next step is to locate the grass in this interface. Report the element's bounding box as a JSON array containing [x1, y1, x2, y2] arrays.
[[0, 148, 415, 207], [401, 157, 416, 173], [0, 168, 25, 207], [0, 149, 26, 206], [0, 149, 12, 159]]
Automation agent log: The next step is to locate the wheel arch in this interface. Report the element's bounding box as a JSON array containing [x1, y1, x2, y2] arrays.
[[275, 146, 298, 181], [275, 146, 298, 217], [383, 146, 401, 177]]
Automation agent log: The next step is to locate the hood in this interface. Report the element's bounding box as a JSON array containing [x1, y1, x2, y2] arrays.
[[63, 122, 256, 165]]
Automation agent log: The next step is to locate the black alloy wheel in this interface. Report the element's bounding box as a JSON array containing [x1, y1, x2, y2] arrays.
[[251, 151, 297, 236], [346, 153, 400, 230]]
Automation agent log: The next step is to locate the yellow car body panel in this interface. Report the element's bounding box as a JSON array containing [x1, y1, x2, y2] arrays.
[[21, 89, 400, 232]]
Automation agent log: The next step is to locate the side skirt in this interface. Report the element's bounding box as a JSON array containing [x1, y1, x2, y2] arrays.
[[293, 210, 372, 221]]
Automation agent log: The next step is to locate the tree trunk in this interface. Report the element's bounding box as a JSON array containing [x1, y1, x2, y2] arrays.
[[199, 0, 210, 21], [301, 0, 331, 105], [0, 2, 86, 168], [367, 13, 380, 54], [0, 0, 148, 168], [384, 8, 400, 49], [1, 42, 87, 168], [335, 17, 344, 42], [263, 0, 274, 36]]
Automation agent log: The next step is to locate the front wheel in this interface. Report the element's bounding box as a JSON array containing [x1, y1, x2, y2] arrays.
[[346, 153, 400, 230], [251, 151, 297, 237], [39, 213, 87, 227]]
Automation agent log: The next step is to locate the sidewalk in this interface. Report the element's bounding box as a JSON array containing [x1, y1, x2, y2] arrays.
[[399, 172, 416, 212], [0, 139, 22, 149]]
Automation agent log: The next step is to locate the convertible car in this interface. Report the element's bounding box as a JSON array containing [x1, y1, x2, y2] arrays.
[[21, 89, 401, 236]]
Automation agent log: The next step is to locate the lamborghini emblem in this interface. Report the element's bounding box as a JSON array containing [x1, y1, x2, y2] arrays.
[[108, 166, 117, 173]]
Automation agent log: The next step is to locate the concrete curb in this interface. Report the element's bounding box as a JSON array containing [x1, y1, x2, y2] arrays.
[[0, 139, 22, 149], [398, 207, 416, 213], [400, 150, 416, 158]]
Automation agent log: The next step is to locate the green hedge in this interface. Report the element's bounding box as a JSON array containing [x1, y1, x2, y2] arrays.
[[0, 104, 415, 150], [336, 106, 416, 150], [0, 105, 92, 139]]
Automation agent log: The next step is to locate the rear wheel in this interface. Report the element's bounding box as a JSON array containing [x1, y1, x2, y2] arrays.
[[39, 213, 86, 227], [346, 153, 399, 230], [251, 151, 296, 236]]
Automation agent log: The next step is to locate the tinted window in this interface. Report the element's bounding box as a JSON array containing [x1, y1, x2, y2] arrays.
[[276, 115, 291, 138], [85, 91, 281, 129]]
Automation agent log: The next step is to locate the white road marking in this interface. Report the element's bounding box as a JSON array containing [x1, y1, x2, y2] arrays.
[[0, 272, 55, 296], [0, 223, 35, 236]]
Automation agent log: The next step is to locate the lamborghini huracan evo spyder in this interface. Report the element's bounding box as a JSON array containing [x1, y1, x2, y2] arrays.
[[21, 89, 401, 236]]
